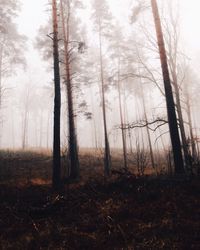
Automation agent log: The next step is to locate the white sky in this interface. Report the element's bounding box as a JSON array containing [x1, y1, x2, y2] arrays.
[[178, 0, 200, 67], [16, 0, 200, 62], [18, 0, 49, 39]]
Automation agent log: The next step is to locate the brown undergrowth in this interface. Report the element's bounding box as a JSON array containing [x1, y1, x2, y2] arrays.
[[0, 150, 199, 249]]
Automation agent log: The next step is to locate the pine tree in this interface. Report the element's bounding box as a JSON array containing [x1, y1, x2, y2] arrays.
[[91, 0, 113, 176], [0, 0, 26, 111], [60, 0, 80, 179], [52, 0, 61, 189], [151, 0, 184, 174]]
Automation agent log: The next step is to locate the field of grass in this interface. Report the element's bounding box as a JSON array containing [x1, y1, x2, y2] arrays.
[[0, 148, 166, 186]]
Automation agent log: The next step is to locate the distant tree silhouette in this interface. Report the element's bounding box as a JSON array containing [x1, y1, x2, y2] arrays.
[[91, 0, 113, 176]]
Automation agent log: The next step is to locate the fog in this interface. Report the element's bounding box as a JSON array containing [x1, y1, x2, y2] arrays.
[[0, 0, 200, 153], [2, 1, 200, 246]]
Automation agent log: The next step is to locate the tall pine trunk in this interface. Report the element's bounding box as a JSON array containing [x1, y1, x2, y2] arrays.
[[151, 0, 184, 174], [98, 21, 111, 176], [52, 0, 61, 189], [60, 0, 79, 179]]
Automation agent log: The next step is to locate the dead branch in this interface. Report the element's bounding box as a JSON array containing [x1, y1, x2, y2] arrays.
[[116, 117, 168, 132]]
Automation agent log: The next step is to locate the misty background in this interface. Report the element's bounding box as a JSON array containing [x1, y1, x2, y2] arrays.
[[1, 0, 200, 151]]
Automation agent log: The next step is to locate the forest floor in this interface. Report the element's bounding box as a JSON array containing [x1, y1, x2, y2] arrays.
[[0, 150, 200, 249]]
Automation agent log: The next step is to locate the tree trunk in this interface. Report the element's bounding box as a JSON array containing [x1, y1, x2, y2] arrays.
[[39, 110, 44, 148], [46, 110, 51, 149], [0, 45, 3, 147], [171, 71, 190, 168], [0, 45, 2, 109], [52, 0, 61, 189], [117, 59, 128, 170], [11, 108, 15, 149], [22, 109, 28, 149], [89, 86, 98, 150], [98, 20, 111, 176], [151, 0, 184, 174], [60, 0, 79, 179], [141, 89, 155, 171], [185, 90, 197, 160], [194, 119, 200, 159]]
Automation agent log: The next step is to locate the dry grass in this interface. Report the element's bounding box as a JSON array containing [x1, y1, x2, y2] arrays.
[[0, 148, 168, 186], [0, 149, 200, 249]]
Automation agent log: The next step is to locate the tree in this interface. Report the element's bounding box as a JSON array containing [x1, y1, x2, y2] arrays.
[[60, 0, 80, 179], [21, 85, 31, 149], [91, 0, 113, 176], [36, 0, 85, 181], [131, 0, 189, 172], [151, 0, 184, 174], [108, 27, 128, 170], [0, 0, 26, 140], [117, 60, 128, 170], [182, 66, 199, 161], [52, 0, 61, 189], [162, 1, 190, 169], [140, 80, 156, 171]]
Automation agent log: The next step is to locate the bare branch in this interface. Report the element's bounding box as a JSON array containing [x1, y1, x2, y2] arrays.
[[116, 117, 168, 132]]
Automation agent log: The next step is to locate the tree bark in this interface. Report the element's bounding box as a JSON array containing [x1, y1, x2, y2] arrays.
[[170, 67, 190, 168], [52, 0, 61, 189], [60, 0, 79, 179], [151, 0, 184, 174]]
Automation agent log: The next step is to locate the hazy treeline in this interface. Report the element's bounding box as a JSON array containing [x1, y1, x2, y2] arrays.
[[0, 0, 200, 184]]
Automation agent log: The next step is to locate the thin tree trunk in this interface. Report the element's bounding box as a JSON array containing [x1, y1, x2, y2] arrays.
[[0, 45, 2, 109], [128, 127, 133, 154], [157, 125, 167, 152], [52, 0, 61, 189], [186, 91, 196, 159], [192, 113, 200, 159], [39, 110, 44, 148], [22, 88, 30, 150], [0, 45, 3, 147], [60, 0, 79, 179], [89, 85, 98, 150], [172, 72, 190, 168], [98, 19, 111, 176], [151, 0, 184, 174], [124, 93, 133, 154], [141, 89, 155, 170], [138, 68, 156, 171], [117, 59, 128, 170], [123, 81, 128, 156], [22, 109, 28, 149], [46, 110, 51, 149], [11, 108, 15, 149]]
